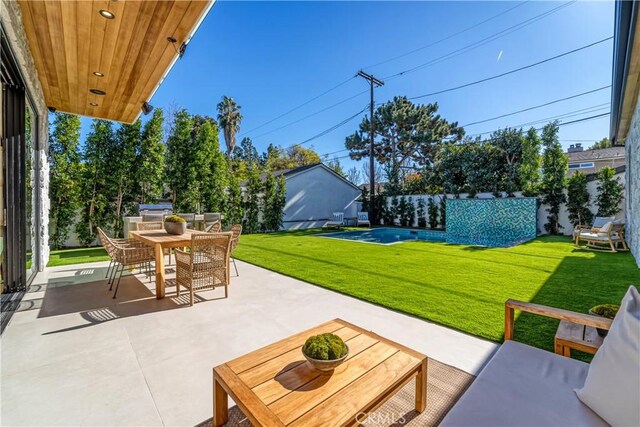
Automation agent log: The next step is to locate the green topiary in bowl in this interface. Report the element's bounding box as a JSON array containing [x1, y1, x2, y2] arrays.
[[164, 215, 186, 223], [302, 333, 349, 371], [589, 304, 620, 337]]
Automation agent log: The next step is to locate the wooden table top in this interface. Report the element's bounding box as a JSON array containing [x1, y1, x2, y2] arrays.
[[213, 319, 426, 427], [129, 229, 207, 246]]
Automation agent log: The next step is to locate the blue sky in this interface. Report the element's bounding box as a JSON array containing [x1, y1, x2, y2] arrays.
[[83, 1, 614, 179]]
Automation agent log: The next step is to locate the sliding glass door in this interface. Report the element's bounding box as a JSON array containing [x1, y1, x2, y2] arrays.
[[1, 28, 38, 293]]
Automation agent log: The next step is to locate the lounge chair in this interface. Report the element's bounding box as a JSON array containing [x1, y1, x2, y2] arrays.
[[441, 287, 639, 427], [573, 216, 614, 242], [356, 211, 370, 227], [575, 220, 628, 252], [325, 212, 344, 228]]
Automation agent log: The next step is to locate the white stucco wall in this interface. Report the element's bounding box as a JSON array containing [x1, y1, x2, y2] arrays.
[[625, 96, 640, 266], [283, 166, 361, 229], [2, 0, 50, 271]]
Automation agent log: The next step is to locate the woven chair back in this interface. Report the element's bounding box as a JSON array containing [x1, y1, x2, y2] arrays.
[[206, 222, 222, 233], [230, 224, 242, 251], [135, 221, 163, 231], [190, 232, 232, 265]]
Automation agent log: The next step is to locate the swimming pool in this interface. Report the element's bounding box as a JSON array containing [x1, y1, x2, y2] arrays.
[[319, 227, 529, 247], [319, 228, 447, 245]]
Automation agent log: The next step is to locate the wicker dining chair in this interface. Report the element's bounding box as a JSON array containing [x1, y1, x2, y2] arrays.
[[98, 227, 145, 283], [229, 224, 242, 276], [174, 232, 232, 306], [205, 221, 222, 233], [135, 221, 172, 264], [203, 212, 222, 230], [97, 228, 154, 298]]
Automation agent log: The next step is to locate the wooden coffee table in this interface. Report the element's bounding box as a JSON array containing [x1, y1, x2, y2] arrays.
[[213, 319, 427, 427]]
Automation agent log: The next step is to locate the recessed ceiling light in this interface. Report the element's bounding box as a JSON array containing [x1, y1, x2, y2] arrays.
[[99, 10, 115, 19], [89, 89, 106, 95], [89, 102, 99, 107], [93, 72, 104, 77]]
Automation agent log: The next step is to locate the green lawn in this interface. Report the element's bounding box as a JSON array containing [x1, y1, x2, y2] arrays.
[[234, 229, 640, 357], [47, 247, 110, 267]]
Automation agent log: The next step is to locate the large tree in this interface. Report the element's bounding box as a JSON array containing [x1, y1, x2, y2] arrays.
[[77, 120, 116, 244], [165, 110, 194, 210], [345, 96, 464, 178], [137, 108, 166, 204], [48, 113, 82, 249], [520, 127, 542, 196], [217, 96, 242, 155], [540, 121, 567, 234], [566, 172, 593, 226], [264, 144, 321, 171], [243, 164, 262, 234], [595, 166, 624, 217], [111, 119, 141, 234], [491, 128, 523, 196], [589, 137, 611, 150]]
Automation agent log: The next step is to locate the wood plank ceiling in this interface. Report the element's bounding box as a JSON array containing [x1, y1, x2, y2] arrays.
[[18, 0, 212, 123]]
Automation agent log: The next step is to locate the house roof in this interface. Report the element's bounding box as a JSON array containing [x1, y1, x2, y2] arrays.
[[240, 163, 361, 191], [610, 0, 640, 144], [566, 146, 626, 163]]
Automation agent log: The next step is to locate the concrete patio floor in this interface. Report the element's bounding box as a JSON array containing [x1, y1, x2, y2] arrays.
[[1, 259, 498, 426]]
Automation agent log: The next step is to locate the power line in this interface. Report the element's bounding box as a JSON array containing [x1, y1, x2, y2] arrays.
[[408, 36, 613, 100], [363, 1, 530, 70], [250, 90, 368, 140], [461, 85, 611, 127], [286, 106, 368, 150], [385, 1, 577, 80], [239, 76, 356, 137]]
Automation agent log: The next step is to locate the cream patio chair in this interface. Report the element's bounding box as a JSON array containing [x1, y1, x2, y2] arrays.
[[573, 216, 614, 243], [177, 213, 196, 229], [356, 211, 370, 227], [575, 220, 629, 253], [174, 232, 232, 306], [325, 212, 344, 228]]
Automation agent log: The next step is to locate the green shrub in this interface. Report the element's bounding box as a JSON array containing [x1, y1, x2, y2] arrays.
[[302, 333, 348, 360], [590, 304, 620, 319], [428, 198, 438, 229], [164, 215, 185, 223]]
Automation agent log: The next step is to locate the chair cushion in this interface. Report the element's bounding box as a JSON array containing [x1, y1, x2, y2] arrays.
[[440, 340, 607, 427], [596, 222, 613, 235], [593, 216, 615, 229], [575, 286, 640, 427]]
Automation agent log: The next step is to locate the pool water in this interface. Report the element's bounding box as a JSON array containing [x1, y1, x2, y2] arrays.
[[320, 228, 447, 245], [319, 227, 528, 247]]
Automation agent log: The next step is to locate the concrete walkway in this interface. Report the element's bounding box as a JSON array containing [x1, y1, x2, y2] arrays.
[[1, 260, 497, 426]]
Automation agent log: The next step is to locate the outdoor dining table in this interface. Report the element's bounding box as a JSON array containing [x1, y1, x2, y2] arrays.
[[129, 229, 207, 299]]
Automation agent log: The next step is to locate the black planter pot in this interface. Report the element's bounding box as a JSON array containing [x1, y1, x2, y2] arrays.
[[589, 309, 609, 337]]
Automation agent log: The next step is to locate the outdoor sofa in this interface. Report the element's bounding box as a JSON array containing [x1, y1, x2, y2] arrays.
[[441, 287, 639, 427]]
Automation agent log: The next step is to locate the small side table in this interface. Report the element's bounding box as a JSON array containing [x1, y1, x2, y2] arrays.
[[555, 320, 603, 358]]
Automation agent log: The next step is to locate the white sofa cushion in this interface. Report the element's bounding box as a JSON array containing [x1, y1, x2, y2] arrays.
[[575, 286, 640, 427], [440, 340, 607, 427]]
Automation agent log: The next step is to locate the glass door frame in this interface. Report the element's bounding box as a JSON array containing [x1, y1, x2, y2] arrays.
[[1, 24, 40, 293]]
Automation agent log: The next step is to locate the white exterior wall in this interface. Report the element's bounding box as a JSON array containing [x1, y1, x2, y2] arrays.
[[2, 0, 50, 270], [386, 177, 626, 235], [283, 166, 361, 230], [625, 96, 640, 266]]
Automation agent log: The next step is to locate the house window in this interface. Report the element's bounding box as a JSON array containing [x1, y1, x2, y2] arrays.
[[568, 162, 595, 169]]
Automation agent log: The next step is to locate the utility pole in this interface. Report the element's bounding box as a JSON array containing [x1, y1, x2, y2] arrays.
[[356, 70, 384, 224]]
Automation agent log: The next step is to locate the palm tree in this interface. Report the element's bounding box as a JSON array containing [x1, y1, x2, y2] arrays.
[[216, 96, 243, 155]]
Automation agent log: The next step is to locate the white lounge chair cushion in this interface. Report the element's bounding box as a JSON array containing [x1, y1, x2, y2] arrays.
[[440, 340, 607, 427], [596, 221, 613, 235], [579, 232, 622, 241], [575, 286, 640, 427]]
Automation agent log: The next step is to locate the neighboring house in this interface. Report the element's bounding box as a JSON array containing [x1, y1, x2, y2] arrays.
[[610, 0, 640, 267], [243, 163, 361, 229], [565, 144, 626, 176]]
